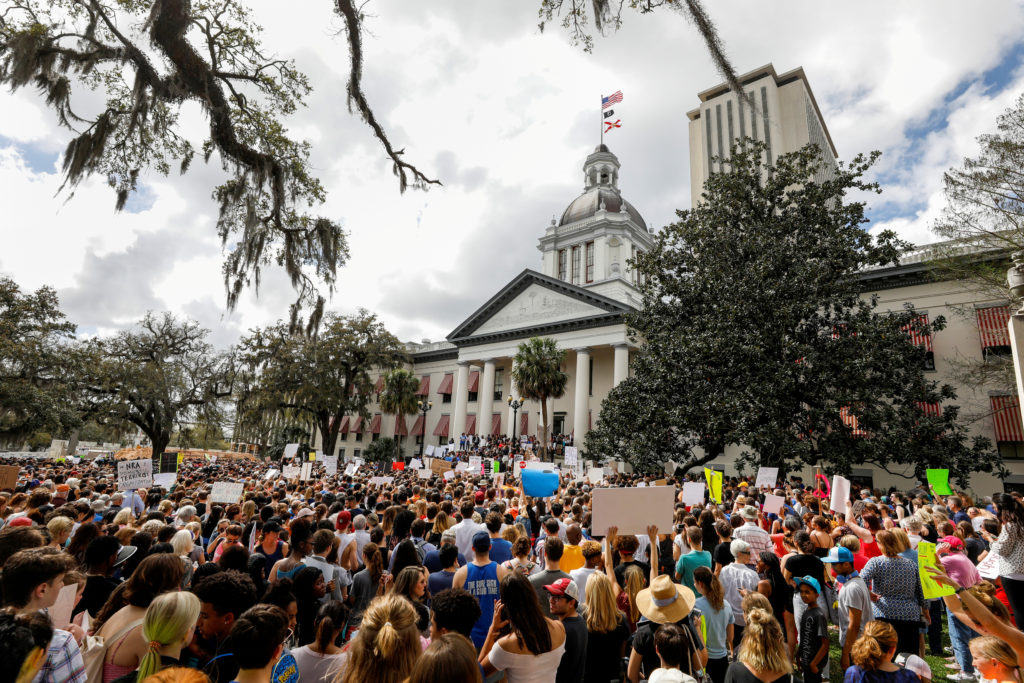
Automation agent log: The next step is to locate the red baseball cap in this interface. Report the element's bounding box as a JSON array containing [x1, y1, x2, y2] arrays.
[[474, 490, 485, 503], [7, 517, 33, 527], [335, 510, 352, 529], [939, 535, 964, 550], [544, 577, 580, 601]]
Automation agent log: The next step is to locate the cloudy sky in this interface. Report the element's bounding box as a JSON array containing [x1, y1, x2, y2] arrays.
[[2, 1, 1023, 348]]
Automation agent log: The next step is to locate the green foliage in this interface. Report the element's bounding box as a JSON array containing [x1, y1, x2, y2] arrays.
[[512, 337, 568, 460], [262, 425, 311, 462], [81, 312, 233, 460], [26, 431, 51, 451], [379, 368, 421, 458], [363, 436, 398, 464], [235, 311, 406, 455], [587, 141, 1000, 486], [0, 277, 80, 447]]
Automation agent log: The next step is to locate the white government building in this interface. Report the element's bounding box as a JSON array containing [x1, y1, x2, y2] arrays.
[[315, 64, 1021, 495]]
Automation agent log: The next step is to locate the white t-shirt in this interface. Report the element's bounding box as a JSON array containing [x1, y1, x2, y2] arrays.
[[837, 576, 874, 644], [488, 639, 566, 683], [291, 646, 345, 683], [570, 566, 600, 604]]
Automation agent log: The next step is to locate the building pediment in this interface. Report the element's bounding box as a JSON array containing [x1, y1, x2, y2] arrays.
[[447, 270, 635, 346]]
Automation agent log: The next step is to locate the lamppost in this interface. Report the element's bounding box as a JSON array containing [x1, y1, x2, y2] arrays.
[[417, 399, 432, 457], [507, 395, 524, 441]]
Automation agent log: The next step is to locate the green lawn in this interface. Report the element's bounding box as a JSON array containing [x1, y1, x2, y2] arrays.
[[827, 622, 953, 683]]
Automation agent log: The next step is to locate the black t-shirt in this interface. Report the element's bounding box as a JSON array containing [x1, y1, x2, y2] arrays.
[[798, 606, 827, 668], [584, 614, 630, 683], [714, 542, 734, 570], [75, 575, 120, 617], [632, 615, 704, 678], [614, 560, 650, 588], [965, 537, 986, 565], [785, 554, 827, 591], [557, 615, 588, 683], [725, 661, 796, 683]]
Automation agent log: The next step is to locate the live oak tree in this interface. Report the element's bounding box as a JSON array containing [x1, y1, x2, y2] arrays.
[[379, 368, 421, 460], [235, 310, 406, 457], [82, 312, 233, 461], [587, 141, 1000, 486], [0, 277, 80, 447], [512, 337, 568, 461]]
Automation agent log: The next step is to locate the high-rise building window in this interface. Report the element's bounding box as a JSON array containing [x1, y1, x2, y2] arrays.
[[761, 86, 772, 166], [705, 108, 714, 174], [558, 249, 567, 281], [585, 242, 595, 283], [572, 246, 581, 285]]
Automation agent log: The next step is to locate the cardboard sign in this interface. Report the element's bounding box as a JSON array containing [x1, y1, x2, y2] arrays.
[[586, 467, 604, 484], [830, 474, 851, 514], [417, 468, 432, 479], [210, 482, 244, 503], [283, 443, 299, 460], [926, 469, 953, 496], [592, 486, 675, 536], [762, 494, 785, 516], [654, 479, 667, 486], [300, 462, 313, 481], [153, 472, 178, 488], [344, 464, 357, 476], [682, 482, 705, 507], [50, 582, 78, 630], [424, 445, 435, 456], [443, 470, 455, 481], [430, 459, 451, 475], [918, 541, 955, 599], [755, 467, 778, 489], [117, 459, 153, 490], [282, 465, 300, 479], [323, 455, 338, 476], [0, 465, 20, 491]]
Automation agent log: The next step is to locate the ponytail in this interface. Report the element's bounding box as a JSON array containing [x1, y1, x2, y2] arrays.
[[135, 592, 201, 683], [364, 543, 383, 584], [312, 600, 347, 654], [374, 619, 399, 657], [852, 621, 897, 671]]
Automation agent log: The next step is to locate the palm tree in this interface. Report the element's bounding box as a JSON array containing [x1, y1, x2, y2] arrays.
[[512, 337, 568, 461], [379, 368, 420, 460]]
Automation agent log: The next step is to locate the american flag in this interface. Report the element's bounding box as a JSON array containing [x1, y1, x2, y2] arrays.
[[602, 91, 623, 109]]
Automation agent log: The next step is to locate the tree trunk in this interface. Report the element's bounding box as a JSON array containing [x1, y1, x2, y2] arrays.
[[66, 428, 80, 459], [539, 396, 549, 461], [151, 430, 171, 462]]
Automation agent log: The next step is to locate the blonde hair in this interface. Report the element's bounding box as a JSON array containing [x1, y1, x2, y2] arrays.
[[852, 621, 898, 670], [838, 534, 861, 552], [431, 511, 452, 535], [584, 573, 621, 634], [241, 500, 256, 522], [737, 608, 791, 674], [339, 594, 421, 683], [141, 667, 209, 683], [47, 516, 74, 539], [741, 592, 772, 617], [136, 592, 201, 683], [623, 565, 645, 624], [970, 635, 1020, 675], [113, 508, 134, 527], [888, 527, 911, 553]]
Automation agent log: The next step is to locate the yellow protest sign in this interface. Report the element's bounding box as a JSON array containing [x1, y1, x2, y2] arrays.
[[177, 453, 184, 465], [704, 468, 723, 504], [918, 541, 955, 599]]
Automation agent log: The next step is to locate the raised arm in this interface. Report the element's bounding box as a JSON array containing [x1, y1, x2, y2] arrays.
[[604, 526, 622, 597], [927, 565, 1024, 663], [647, 525, 659, 582]]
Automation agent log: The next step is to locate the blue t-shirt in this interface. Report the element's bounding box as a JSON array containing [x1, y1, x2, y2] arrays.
[[695, 596, 734, 659], [428, 569, 456, 595], [465, 562, 500, 649], [489, 538, 514, 564]]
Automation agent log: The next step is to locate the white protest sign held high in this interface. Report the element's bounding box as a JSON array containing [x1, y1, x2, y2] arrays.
[[323, 455, 338, 476], [592, 486, 674, 536], [468, 455, 482, 471], [344, 464, 357, 476], [369, 476, 394, 486], [50, 583, 78, 630], [755, 467, 779, 489], [263, 469, 279, 480], [210, 482, 244, 504], [282, 465, 300, 479], [830, 474, 851, 514], [153, 472, 177, 488], [443, 470, 455, 481], [564, 447, 578, 466], [455, 462, 469, 472], [762, 494, 785, 516], [682, 482, 705, 507], [283, 443, 300, 460], [117, 459, 153, 490], [424, 445, 435, 456], [586, 467, 605, 484], [417, 468, 432, 479], [300, 462, 313, 481], [409, 458, 423, 470], [637, 481, 647, 488]]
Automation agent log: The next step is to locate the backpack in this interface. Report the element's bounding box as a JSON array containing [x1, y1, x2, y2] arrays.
[[81, 617, 145, 683], [412, 537, 428, 563]]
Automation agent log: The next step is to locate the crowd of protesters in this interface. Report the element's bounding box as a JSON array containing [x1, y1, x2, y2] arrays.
[[0, 443, 1021, 683]]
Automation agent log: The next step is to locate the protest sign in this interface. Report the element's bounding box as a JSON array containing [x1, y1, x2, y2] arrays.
[[424, 445, 435, 456], [592, 486, 674, 536], [703, 468, 723, 504], [154, 451, 178, 474], [830, 475, 851, 514], [323, 455, 338, 476], [682, 482, 705, 507], [522, 469, 560, 498], [455, 462, 469, 472], [755, 467, 778, 489], [977, 551, 999, 580], [430, 459, 451, 475], [665, 460, 677, 476], [637, 481, 647, 488], [762, 494, 785, 516], [654, 479, 667, 487], [117, 459, 153, 490], [586, 467, 604, 484], [926, 469, 953, 496], [0, 465, 20, 491], [344, 464, 357, 476], [918, 541, 955, 599], [300, 462, 313, 481], [468, 455, 482, 472], [283, 443, 299, 460], [307, 450, 316, 461], [282, 465, 300, 479], [417, 468, 432, 479], [409, 458, 423, 470], [564, 447, 578, 466], [263, 469, 279, 480], [210, 482, 244, 503], [493, 473, 505, 489], [153, 472, 177, 488], [493, 460, 500, 474], [443, 470, 455, 481], [50, 583, 78, 630], [369, 476, 395, 486], [392, 461, 405, 471]]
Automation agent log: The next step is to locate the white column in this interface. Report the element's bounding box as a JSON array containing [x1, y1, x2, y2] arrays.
[[452, 361, 469, 439], [478, 359, 496, 437], [613, 344, 629, 386], [573, 347, 590, 441], [1011, 314, 1024, 430], [507, 360, 518, 438]]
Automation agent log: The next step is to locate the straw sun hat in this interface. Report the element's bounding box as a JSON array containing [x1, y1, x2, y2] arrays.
[[635, 575, 696, 624]]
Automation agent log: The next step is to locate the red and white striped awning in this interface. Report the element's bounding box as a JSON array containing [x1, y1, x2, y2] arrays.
[[465, 414, 477, 434], [840, 406, 868, 438], [411, 415, 424, 436], [437, 374, 454, 394], [991, 395, 1024, 442], [394, 416, 408, 437], [977, 306, 1010, 349], [352, 416, 364, 432], [520, 412, 529, 436], [415, 376, 430, 396], [468, 371, 480, 393], [491, 413, 502, 435], [433, 415, 450, 437], [338, 416, 350, 435], [369, 414, 381, 434], [915, 402, 942, 417], [902, 314, 933, 352]]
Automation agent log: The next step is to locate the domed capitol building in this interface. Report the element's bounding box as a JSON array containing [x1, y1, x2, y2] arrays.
[[315, 64, 1024, 494]]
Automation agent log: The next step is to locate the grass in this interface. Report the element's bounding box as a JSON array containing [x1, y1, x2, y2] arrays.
[[827, 621, 953, 683]]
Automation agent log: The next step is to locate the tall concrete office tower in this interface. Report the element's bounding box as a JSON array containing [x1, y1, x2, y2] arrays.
[[686, 64, 838, 206]]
